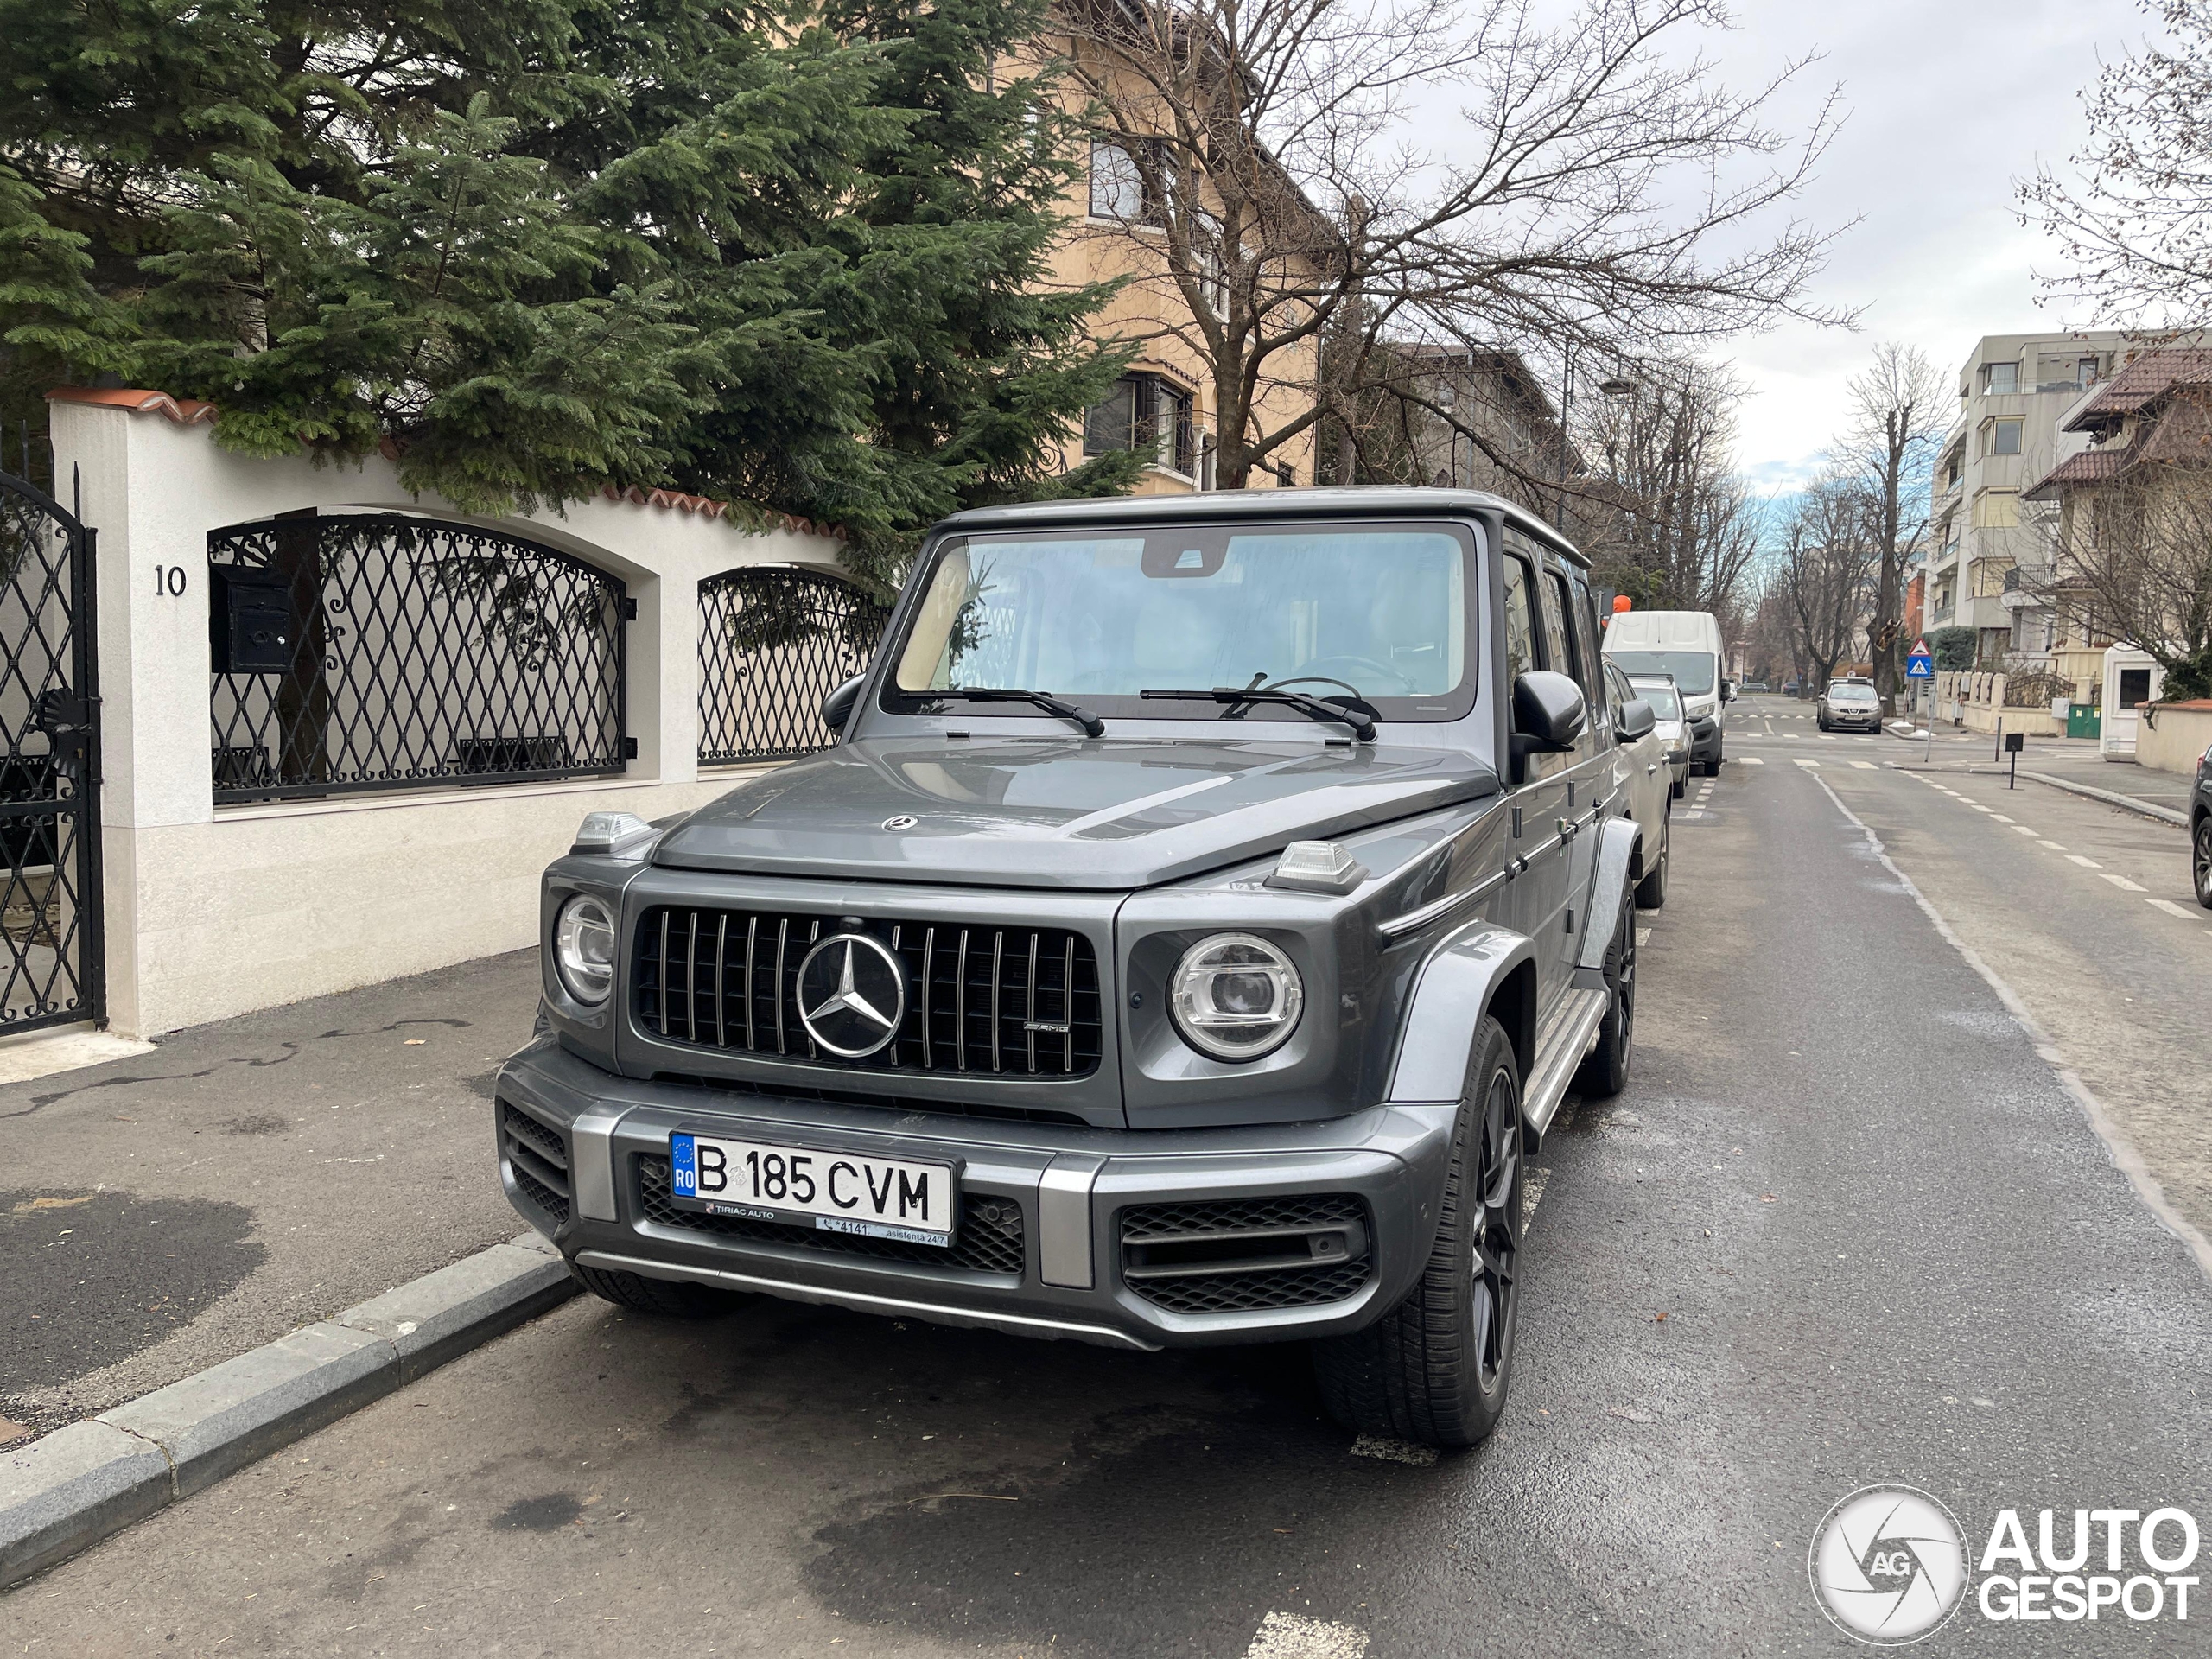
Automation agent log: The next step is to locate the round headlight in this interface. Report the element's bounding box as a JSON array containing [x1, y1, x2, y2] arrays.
[[554, 893, 617, 1007], [1169, 933, 1303, 1062]]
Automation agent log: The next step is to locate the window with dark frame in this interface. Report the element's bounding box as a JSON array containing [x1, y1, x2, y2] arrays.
[[1082, 372, 1198, 476], [1988, 418, 2023, 457]]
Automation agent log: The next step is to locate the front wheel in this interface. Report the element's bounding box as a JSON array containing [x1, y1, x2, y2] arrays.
[[1313, 1016, 1523, 1448], [2195, 815, 2212, 909]]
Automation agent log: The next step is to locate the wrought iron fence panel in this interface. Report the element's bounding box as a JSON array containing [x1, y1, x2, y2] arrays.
[[699, 565, 890, 765], [207, 514, 627, 804], [0, 463, 102, 1030]]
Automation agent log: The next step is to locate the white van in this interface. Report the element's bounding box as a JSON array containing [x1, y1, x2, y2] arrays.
[[1603, 609, 1732, 774]]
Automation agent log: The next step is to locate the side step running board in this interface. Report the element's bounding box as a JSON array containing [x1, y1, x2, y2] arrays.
[[1522, 986, 1607, 1150]]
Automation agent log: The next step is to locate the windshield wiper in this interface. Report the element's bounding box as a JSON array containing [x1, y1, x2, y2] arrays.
[[937, 687, 1105, 737], [1140, 687, 1376, 743]]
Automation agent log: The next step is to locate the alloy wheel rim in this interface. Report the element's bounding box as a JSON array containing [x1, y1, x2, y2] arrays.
[[1471, 1068, 1520, 1388], [1617, 905, 1637, 1065], [2197, 822, 2212, 903]]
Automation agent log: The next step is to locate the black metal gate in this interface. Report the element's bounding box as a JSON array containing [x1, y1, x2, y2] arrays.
[[0, 467, 104, 1031]]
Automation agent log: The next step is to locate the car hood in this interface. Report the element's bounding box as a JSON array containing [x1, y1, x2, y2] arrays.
[[652, 737, 1501, 889]]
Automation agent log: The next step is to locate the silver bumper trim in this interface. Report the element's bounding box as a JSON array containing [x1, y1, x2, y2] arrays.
[[574, 1249, 1157, 1351], [1037, 1153, 1107, 1287]]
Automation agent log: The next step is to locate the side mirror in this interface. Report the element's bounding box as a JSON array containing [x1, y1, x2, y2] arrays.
[[1510, 671, 1586, 779], [1721, 680, 1737, 703], [821, 674, 865, 735], [1616, 697, 1656, 742]]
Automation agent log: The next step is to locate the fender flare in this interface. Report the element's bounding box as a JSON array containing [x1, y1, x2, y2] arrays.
[[1572, 815, 1641, 988], [1386, 919, 1541, 1105]]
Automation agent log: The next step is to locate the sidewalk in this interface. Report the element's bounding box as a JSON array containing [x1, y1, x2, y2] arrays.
[[1, 951, 540, 1446], [1887, 726, 2195, 824]]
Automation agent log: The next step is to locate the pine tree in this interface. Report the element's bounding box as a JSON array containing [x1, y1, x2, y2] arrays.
[[0, 0, 1136, 568]]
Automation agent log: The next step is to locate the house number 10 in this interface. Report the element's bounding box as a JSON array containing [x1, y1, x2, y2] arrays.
[[154, 565, 188, 596]]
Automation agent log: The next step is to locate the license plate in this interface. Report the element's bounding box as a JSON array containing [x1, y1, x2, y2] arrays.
[[668, 1133, 957, 1247]]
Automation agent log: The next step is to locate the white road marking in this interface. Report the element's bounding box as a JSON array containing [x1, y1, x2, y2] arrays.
[[1821, 734, 1837, 741], [2038, 841, 2068, 852], [2066, 854, 2103, 868], [2101, 874, 2147, 893], [1793, 758, 1821, 768], [1808, 774, 2212, 1283], [1739, 756, 1764, 764], [1349, 1436, 1439, 1468], [2148, 898, 2205, 922], [1636, 927, 1652, 946], [1248, 1612, 1371, 1658], [2012, 825, 2038, 836], [1992, 814, 2014, 823], [1851, 760, 1876, 770]]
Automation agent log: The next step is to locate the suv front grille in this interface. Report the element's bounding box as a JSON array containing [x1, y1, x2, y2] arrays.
[[636, 1154, 1027, 1276], [1119, 1194, 1372, 1315], [501, 1103, 571, 1227], [634, 907, 1102, 1078]]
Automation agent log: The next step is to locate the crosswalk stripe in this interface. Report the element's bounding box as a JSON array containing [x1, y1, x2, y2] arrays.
[[2101, 874, 2147, 892], [1739, 756, 1764, 765], [1850, 760, 1875, 769], [1794, 757, 1821, 768], [2066, 854, 2102, 868], [2147, 898, 2204, 922]]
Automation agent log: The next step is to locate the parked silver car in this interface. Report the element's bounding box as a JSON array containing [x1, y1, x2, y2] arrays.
[[1624, 671, 1693, 798], [1817, 678, 1882, 733]]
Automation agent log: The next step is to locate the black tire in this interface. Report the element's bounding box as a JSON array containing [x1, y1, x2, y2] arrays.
[[1572, 893, 1637, 1098], [1312, 1016, 1523, 1448], [1634, 816, 1668, 910], [1671, 772, 1685, 800], [1702, 753, 1722, 777], [2195, 815, 2212, 909], [573, 1263, 745, 1319]]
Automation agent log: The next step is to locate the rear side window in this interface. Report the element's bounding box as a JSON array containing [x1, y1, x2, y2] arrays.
[[1502, 554, 1537, 683], [1541, 570, 1579, 690]]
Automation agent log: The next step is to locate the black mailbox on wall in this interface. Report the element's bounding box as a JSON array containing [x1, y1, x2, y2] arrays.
[[209, 565, 295, 674]]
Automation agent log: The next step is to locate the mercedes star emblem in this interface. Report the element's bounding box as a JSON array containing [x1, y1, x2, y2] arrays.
[[883, 814, 918, 831], [795, 932, 907, 1058]]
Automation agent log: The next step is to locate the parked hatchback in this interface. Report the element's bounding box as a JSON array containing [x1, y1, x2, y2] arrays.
[[1817, 679, 1882, 733], [1625, 673, 1692, 798]]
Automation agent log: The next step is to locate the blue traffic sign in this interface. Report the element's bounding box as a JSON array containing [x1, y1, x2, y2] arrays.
[[1905, 653, 1935, 680]]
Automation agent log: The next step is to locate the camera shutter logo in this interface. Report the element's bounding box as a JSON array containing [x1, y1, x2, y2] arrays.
[[1809, 1484, 1972, 1644], [796, 933, 907, 1058]]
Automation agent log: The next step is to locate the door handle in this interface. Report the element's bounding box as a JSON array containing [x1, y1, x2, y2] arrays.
[[1645, 762, 1658, 774]]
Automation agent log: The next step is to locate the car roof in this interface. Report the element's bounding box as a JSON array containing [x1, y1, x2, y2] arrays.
[[933, 486, 1590, 569]]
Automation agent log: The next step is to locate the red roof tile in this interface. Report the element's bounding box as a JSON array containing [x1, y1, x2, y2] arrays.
[[2064, 346, 2212, 428]]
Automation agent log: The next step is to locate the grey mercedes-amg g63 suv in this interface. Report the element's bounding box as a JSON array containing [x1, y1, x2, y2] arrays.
[[495, 488, 1656, 1447]]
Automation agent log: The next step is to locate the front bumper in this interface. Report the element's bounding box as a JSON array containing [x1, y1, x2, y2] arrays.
[[1826, 709, 1881, 729], [495, 1037, 1457, 1351]]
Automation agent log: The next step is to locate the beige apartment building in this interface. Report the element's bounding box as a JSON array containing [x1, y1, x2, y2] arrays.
[[1031, 29, 1321, 497], [1923, 332, 2127, 678]]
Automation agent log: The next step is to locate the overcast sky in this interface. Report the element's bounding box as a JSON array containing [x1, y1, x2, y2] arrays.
[[1716, 0, 2150, 493]]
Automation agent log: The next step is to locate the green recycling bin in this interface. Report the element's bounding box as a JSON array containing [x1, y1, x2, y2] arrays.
[[2066, 702, 2101, 739]]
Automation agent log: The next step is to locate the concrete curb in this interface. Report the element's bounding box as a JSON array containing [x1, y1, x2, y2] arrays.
[[2018, 769, 2190, 828], [1, 1232, 573, 1591]]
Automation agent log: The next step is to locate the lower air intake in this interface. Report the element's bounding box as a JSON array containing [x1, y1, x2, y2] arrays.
[[1119, 1194, 1373, 1315]]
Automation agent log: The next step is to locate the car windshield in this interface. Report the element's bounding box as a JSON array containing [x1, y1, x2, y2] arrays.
[[889, 524, 1475, 721], [1830, 685, 1877, 704], [1609, 649, 1715, 695], [1629, 680, 1681, 718]]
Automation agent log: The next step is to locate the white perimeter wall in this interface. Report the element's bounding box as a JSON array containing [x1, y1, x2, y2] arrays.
[[51, 397, 847, 1037]]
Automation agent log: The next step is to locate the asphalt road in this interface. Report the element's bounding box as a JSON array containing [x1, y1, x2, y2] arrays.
[[10, 710, 2212, 1656]]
